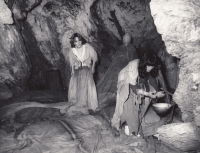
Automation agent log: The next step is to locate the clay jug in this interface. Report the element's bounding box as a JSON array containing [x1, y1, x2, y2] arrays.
[[123, 33, 131, 45]]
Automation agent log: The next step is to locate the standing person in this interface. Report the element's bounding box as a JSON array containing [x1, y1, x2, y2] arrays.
[[68, 33, 98, 110], [111, 51, 169, 137]]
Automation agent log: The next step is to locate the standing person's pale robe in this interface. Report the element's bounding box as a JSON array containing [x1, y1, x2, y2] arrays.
[[68, 43, 98, 110]]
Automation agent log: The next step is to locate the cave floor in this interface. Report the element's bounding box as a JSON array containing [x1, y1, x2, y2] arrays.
[[0, 89, 183, 153], [0, 113, 180, 153]]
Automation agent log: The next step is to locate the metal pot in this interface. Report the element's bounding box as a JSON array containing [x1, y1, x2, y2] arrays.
[[153, 103, 172, 117]]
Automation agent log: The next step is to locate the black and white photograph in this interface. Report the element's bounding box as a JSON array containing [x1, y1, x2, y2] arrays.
[[0, 0, 199, 152]]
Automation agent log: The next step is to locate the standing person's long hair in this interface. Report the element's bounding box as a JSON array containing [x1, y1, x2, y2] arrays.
[[138, 51, 160, 79], [70, 33, 87, 48]]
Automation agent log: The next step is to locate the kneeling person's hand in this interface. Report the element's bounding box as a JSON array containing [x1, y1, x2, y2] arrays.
[[149, 92, 157, 99], [156, 91, 165, 98]]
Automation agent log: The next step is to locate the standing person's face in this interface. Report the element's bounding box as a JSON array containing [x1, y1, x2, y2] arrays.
[[146, 65, 154, 72], [74, 37, 82, 48]]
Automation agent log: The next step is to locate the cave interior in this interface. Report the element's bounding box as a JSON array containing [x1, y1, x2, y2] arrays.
[[0, 0, 200, 152]]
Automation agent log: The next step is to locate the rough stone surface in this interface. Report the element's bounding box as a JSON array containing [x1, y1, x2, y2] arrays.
[[0, 25, 30, 89], [150, 0, 200, 57], [0, 83, 13, 100], [94, 0, 178, 92], [94, 0, 156, 43], [12, 0, 42, 20], [0, 0, 13, 24], [157, 122, 200, 152], [12, 0, 26, 20], [150, 0, 200, 125], [194, 106, 200, 126]]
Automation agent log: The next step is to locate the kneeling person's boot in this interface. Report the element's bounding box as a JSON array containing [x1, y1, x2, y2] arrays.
[[124, 125, 130, 136]]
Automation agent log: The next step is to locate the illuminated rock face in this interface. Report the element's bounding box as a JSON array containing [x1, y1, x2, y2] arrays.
[[0, 0, 13, 24], [150, 0, 200, 125], [150, 1, 200, 150], [0, 0, 34, 92], [150, 0, 200, 58], [157, 122, 200, 152], [0, 25, 30, 90]]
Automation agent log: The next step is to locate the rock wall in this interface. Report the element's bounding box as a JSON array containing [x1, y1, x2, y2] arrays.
[[0, 1, 30, 96], [93, 0, 179, 91], [157, 122, 200, 152], [150, 0, 200, 125], [93, 0, 158, 44], [0, 0, 13, 24], [0, 25, 30, 84]]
